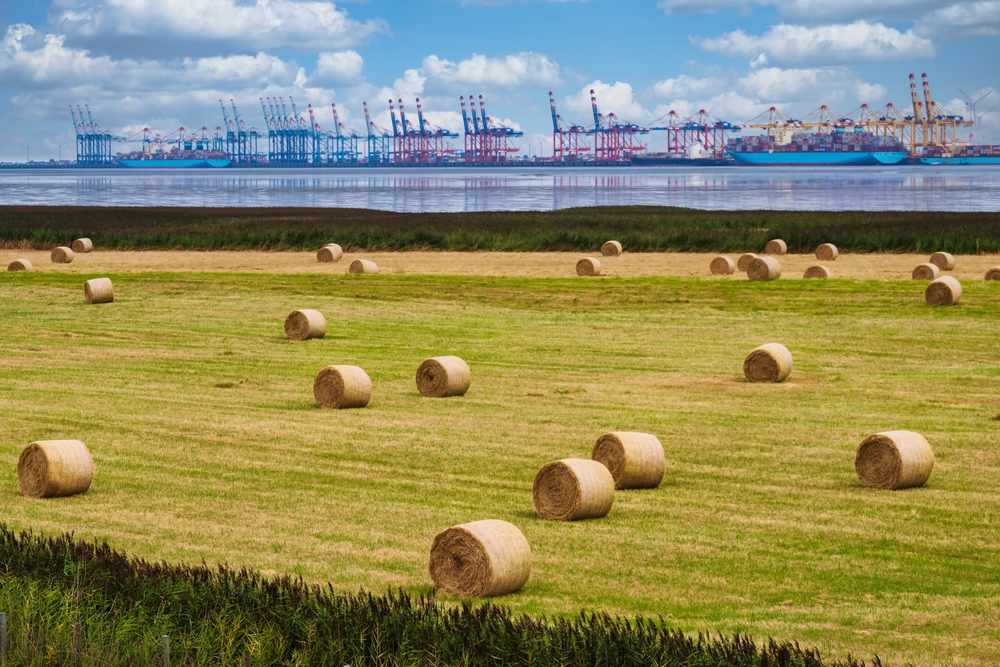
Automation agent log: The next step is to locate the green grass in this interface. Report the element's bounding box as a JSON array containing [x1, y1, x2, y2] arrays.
[[2, 270, 1000, 665], [1, 205, 999, 252]]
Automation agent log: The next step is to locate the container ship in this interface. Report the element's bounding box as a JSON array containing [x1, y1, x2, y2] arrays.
[[727, 128, 908, 166], [915, 144, 1000, 165], [115, 145, 231, 168]]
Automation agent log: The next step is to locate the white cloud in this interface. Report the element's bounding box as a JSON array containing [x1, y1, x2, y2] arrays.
[[562, 81, 648, 124], [312, 51, 364, 87], [660, 0, 946, 22], [695, 21, 933, 66], [651, 74, 727, 99], [738, 67, 884, 105], [915, 1, 1000, 38], [419, 53, 561, 90]]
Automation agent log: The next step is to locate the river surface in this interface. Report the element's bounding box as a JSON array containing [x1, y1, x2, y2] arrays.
[[0, 166, 997, 211]]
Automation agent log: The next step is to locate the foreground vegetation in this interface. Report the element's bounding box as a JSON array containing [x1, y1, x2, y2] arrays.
[[2, 270, 999, 664], [1, 205, 999, 253]]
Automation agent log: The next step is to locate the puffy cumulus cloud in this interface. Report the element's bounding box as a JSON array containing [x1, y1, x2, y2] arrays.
[[650, 74, 728, 99], [737, 67, 886, 105], [419, 53, 561, 91], [915, 1, 1000, 38], [660, 0, 944, 22], [562, 81, 648, 124], [49, 0, 387, 57], [311, 51, 364, 87], [695, 21, 933, 66]]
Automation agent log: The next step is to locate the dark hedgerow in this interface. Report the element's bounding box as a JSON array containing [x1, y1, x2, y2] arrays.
[[0, 524, 880, 667], [0, 205, 997, 253]]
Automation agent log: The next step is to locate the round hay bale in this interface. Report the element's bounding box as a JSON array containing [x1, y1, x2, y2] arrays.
[[815, 243, 838, 261], [804, 264, 831, 279], [313, 365, 372, 409], [743, 343, 793, 383], [416, 356, 471, 397], [737, 253, 759, 272], [764, 239, 787, 255], [912, 263, 940, 281], [591, 432, 665, 490], [576, 257, 602, 276], [17, 440, 94, 498], [84, 278, 114, 304], [710, 255, 736, 275], [925, 275, 962, 306], [600, 240, 622, 257], [7, 259, 32, 272], [348, 259, 378, 274], [986, 266, 1000, 281], [317, 244, 343, 263], [51, 247, 74, 264], [855, 430, 934, 490], [284, 309, 326, 340], [532, 458, 615, 521], [929, 252, 955, 271], [72, 238, 94, 254], [429, 519, 530, 597], [747, 256, 781, 281]]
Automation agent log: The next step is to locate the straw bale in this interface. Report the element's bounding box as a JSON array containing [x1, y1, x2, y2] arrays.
[[925, 275, 962, 306], [576, 257, 602, 276], [747, 256, 781, 281], [416, 356, 471, 397], [743, 343, 793, 383], [710, 255, 736, 275], [284, 309, 326, 340], [737, 253, 759, 272], [313, 365, 372, 409], [764, 239, 787, 255], [533, 458, 614, 521], [591, 431, 665, 490], [7, 259, 32, 272], [429, 519, 530, 597], [84, 278, 114, 304], [929, 252, 956, 271], [986, 266, 1000, 281], [51, 247, 74, 264], [17, 440, 94, 498], [855, 430, 934, 490], [815, 243, 838, 261], [804, 264, 831, 279], [911, 263, 940, 280], [317, 244, 343, 263], [601, 240, 623, 257], [349, 259, 378, 274], [72, 238, 94, 254]]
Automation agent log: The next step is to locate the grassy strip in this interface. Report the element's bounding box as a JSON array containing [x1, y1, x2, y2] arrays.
[[0, 525, 868, 667], [1, 205, 998, 253]]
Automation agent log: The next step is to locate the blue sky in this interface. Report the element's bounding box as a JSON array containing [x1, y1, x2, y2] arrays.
[[0, 0, 998, 161]]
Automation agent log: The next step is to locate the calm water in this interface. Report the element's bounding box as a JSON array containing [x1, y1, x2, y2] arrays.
[[0, 166, 997, 211]]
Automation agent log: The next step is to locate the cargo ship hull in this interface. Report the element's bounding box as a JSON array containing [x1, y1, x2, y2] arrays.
[[727, 151, 907, 166], [116, 159, 231, 168], [919, 156, 1000, 165]]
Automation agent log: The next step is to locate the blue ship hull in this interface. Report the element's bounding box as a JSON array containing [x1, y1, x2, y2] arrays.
[[117, 159, 231, 168], [920, 156, 1000, 165], [727, 151, 907, 166]]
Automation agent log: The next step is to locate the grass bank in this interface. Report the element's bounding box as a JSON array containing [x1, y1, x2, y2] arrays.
[[1, 205, 998, 253]]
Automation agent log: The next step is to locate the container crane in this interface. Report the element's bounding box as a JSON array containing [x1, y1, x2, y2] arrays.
[[548, 91, 590, 162], [364, 101, 392, 163]]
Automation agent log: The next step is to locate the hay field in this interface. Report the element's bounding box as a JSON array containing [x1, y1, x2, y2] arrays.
[[2, 255, 1000, 665]]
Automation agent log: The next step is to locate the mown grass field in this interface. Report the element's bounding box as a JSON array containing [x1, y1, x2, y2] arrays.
[[2, 264, 1000, 665]]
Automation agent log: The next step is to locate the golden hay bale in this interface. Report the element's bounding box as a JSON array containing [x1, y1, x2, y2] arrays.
[[710, 255, 736, 275], [7, 259, 32, 272], [804, 264, 831, 279], [284, 309, 326, 340], [576, 257, 602, 276], [51, 247, 74, 264], [601, 240, 623, 257], [737, 253, 759, 272], [429, 519, 530, 597], [17, 440, 94, 498], [591, 432, 665, 490], [72, 238, 94, 254], [764, 239, 787, 255], [349, 259, 378, 274], [317, 244, 343, 263], [986, 266, 1000, 281], [929, 251, 955, 271], [855, 430, 934, 490], [533, 458, 614, 521], [416, 356, 471, 397], [925, 275, 962, 306], [743, 343, 793, 383], [313, 365, 371, 409], [815, 243, 838, 261], [911, 263, 940, 281], [747, 256, 781, 281], [84, 278, 114, 305]]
